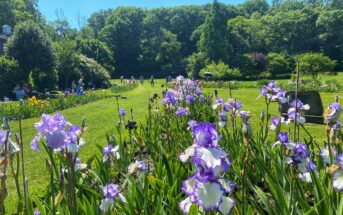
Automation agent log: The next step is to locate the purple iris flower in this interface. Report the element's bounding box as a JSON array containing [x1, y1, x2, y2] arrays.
[[31, 113, 83, 152], [293, 143, 308, 162], [179, 122, 235, 214], [102, 144, 120, 162], [186, 95, 195, 104], [176, 107, 189, 117], [326, 102, 342, 125], [270, 117, 281, 130], [259, 81, 287, 103], [192, 123, 220, 148], [278, 132, 289, 144], [100, 183, 127, 212], [119, 108, 126, 117]]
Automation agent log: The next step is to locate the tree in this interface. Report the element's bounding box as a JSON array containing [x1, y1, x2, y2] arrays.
[[155, 28, 182, 76], [99, 7, 145, 76], [227, 16, 267, 54], [200, 61, 241, 80], [263, 7, 320, 54], [78, 55, 110, 87], [77, 38, 114, 74], [297, 52, 336, 79], [0, 56, 20, 98], [5, 21, 57, 90], [54, 39, 80, 89], [266, 52, 291, 77], [239, 0, 270, 16], [186, 52, 209, 78], [87, 9, 113, 39], [46, 19, 77, 41], [316, 10, 343, 69], [0, 0, 14, 27], [198, 0, 233, 64]]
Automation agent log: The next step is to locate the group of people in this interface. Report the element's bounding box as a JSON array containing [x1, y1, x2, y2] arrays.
[[120, 75, 175, 87], [13, 83, 30, 101], [71, 76, 85, 95], [139, 75, 155, 86]]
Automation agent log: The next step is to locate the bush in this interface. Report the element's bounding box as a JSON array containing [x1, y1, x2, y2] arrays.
[[0, 57, 20, 98], [5, 21, 57, 90], [266, 52, 291, 77], [200, 61, 241, 80], [78, 55, 111, 88], [186, 52, 209, 78], [260, 71, 272, 78], [77, 38, 115, 75], [297, 52, 336, 79], [280, 79, 342, 92], [236, 52, 267, 78]]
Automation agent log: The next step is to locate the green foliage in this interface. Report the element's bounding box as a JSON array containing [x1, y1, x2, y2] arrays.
[[54, 39, 80, 89], [76, 38, 114, 75], [78, 55, 110, 87], [297, 52, 336, 79], [99, 7, 145, 75], [156, 28, 182, 76], [239, 0, 270, 16], [46, 19, 77, 41], [200, 61, 241, 80], [316, 10, 343, 69], [186, 52, 209, 78], [266, 52, 292, 77], [198, 0, 234, 63], [110, 82, 138, 93], [0, 90, 118, 120], [227, 15, 266, 54], [263, 6, 320, 54], [5, 21, 57, 90], [0, 56, 20, 98], [0, 0, 40, 27]]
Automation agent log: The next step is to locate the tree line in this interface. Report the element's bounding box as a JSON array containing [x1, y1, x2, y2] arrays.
[[0, 0, 342, 96]]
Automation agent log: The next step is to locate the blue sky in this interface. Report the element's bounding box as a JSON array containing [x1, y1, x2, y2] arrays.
[[38, 0, 245, 28]]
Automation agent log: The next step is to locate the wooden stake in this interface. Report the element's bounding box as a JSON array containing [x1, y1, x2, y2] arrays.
[[293, 61, 300, 141]]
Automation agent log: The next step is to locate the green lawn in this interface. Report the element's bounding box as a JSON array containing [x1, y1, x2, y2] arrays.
[[5, 79, 343, 213]]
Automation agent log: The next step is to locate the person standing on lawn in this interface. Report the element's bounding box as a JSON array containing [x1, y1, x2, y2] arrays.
[[140, 75, 144, 85], [150, 75, 155, 87]]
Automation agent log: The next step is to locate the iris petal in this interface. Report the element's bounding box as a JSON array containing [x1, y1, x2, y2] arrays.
[[182, 176, 196, 195], [333, 170, 343, 191], [219, 196, 235, 215], [179, 146, 195, 162], [179, 197, 193, 214], [194, 181, 223, 210], [194, 147, 222, 169]]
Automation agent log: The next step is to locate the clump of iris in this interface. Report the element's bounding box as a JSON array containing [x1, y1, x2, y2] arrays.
[[178, 122, 236, 214]]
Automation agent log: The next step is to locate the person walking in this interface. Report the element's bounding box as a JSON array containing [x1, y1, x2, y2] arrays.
[[150, 75, 155, 87], [140, 75, 144, 85]]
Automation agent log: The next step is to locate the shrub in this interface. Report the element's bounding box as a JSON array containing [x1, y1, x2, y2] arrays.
[[238, 52, 267, 78], [77, 38, 115, 75], [266, 52, 291, 77], [0, 57, 20, 98], [200, 61, 241, 80], [5, 21, 57, 90], [186, 52, 209, 78], [260, 71, 272, 78], [297, 52, 336, 79], [78, 55, 111, 87]]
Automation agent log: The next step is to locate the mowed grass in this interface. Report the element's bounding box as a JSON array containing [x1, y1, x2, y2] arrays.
[[5, 79, 343, 213]]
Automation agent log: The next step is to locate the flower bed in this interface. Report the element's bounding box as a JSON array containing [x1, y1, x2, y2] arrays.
[[2, 77, 343, 214]]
